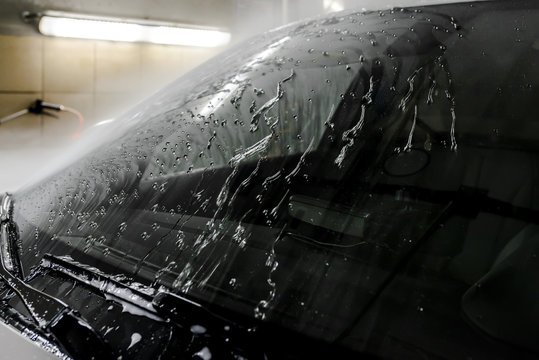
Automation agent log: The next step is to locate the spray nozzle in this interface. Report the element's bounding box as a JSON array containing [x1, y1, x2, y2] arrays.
[[27, 99, 64, 117]]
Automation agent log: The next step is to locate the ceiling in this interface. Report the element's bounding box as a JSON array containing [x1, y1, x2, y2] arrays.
[[0, 0, 235, 36]]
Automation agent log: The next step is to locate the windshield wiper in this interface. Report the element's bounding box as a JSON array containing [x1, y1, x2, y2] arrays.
[[0, 193, 113, 360], [40, 253, 164, 323]]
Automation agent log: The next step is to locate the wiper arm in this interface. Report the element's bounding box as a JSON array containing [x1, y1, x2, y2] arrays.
[[40, 253, 164, 322], [0, 194, 113, 360]]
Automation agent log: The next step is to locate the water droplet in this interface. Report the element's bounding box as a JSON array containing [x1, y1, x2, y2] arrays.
[[194, 347, 212, 360], [127, 333, 142, 350], [190, 325, 207, 334]]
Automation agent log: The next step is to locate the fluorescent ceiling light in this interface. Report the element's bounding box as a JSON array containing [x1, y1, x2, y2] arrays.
[[38, 11, 230, 47], [323, 0, 344, 12]]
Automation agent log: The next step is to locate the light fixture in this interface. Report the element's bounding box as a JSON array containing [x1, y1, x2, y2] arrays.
[[323, 0, 344, 13], [37, 11, 230, 47]]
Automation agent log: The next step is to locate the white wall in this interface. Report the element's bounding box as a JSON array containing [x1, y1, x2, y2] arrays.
[[0, 35, 221, 192]]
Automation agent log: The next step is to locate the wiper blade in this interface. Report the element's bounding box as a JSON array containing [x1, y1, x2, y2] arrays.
[[40, 253, 164, 322], [0, 194, 113, 360]]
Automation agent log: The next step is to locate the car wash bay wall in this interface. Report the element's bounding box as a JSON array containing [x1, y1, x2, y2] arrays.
[[0, 35, 220, 192]]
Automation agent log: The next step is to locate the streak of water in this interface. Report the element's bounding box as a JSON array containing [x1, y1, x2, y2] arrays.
[[250, 70, 295, 132], [335, 76, 375, 167], [403, 105, 418, 151], [399, 68, 422, 112]]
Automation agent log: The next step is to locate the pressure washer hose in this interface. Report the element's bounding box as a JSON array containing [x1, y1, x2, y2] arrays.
[[0, 99, 84, 139]]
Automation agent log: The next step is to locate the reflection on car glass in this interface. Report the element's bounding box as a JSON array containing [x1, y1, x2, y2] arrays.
[[6, 2, 539, 359]]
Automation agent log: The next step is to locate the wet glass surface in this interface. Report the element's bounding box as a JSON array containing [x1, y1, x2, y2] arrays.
[[7, 1, 539, 358]]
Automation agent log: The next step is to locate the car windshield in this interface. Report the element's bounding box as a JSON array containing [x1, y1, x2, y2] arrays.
[[11, 1, 539, 357]]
